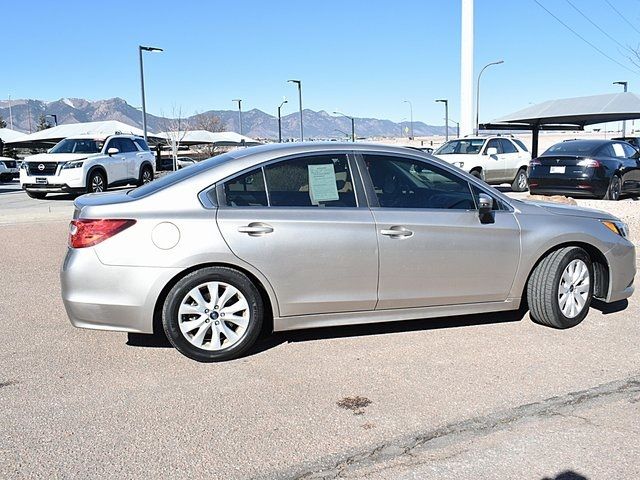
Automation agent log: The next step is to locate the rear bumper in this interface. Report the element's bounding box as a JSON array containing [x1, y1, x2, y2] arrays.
[[528, 177, 609, 198], [61, 247, 182, 334]]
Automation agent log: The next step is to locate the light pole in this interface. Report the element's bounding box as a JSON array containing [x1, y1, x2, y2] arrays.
[[288, 80, 303, 141], [475, 59, 504, 135], [277, 99, 288, 143], [403, 100, 414, 139], [447, 118, 460, 138], [7, 94, 13, 129], [435, 99, 449, 141], [333, 111, 355, 142], [232, 99, 243, 135], [613, 81, 628, 137], [139, 45, 163, 142]]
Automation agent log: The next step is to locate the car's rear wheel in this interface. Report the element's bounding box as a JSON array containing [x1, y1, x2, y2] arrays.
[[470, 169, 483, 180], [527, 246, 593, 329], [139, 164, 153, 186], [26, 190, 47, 199], [603, 174, 622, 201], [511, 168, 528, 192], [87, 170, 106, 193], [162, 267, 264, 362]]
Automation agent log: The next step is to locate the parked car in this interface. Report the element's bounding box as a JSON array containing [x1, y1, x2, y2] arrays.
[[62, 143, 635, 362], [157, 156, 197, 171], [612, 136, 640, 149], [433, 136, 531, 192], [20, 134, 155, 199], [0, 156, 19, 182], [406, 146, 434, 154], [528, 139, 640, 200]]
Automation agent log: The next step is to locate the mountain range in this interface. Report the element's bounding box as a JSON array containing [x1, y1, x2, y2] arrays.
[[0, 97, 454, 139]]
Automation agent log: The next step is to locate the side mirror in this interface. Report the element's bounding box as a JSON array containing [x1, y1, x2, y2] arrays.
[[485, 147, 498, 156], [478, 193, 495, 224], [107, 147, 119, 156]]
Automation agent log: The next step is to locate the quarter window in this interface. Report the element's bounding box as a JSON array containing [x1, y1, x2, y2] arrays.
[[263, 154, 356, 207], [363, 155, 475, 210]]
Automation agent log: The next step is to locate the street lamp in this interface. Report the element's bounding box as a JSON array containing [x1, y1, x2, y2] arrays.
[[446, 118, 460, 138], [232, 99, 243, 135], [334, 129, 350, 140], [435, 99, 449, 141], [614, 81, 628, 137], [7, 94, 13, 129], [333, 111, 355, 142], [475, 59, 504, 135], [139, 45, 163, 142], [403, 100, 414, 139], [277, 99, 288, 143], [288, 80, 303, 141]]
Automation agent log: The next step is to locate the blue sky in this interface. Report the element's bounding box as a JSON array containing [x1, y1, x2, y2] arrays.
[[3, 0, 640, 125]]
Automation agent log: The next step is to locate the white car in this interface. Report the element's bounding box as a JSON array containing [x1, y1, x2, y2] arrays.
[[0, 157, 19, 182], [20, 134, 155, 199], [433, 136, 531, 192]]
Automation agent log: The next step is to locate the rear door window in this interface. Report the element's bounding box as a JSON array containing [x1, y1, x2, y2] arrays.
[[500, 139, 518, 154]]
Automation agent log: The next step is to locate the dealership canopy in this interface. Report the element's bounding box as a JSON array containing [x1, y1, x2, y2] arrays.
[[156, 130, 261, 146], [481, 92, 640, 156], [5, 120, 150, 148], [0, 128, 28, 143]]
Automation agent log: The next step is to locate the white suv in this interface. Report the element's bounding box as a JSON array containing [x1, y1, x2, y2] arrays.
[[20, 134, 155, 199], [433, 136, 531, 192], [0, 157, 19, 182]]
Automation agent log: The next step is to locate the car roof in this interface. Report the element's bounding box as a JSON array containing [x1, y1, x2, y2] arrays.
[[63, 133, 142, 141]]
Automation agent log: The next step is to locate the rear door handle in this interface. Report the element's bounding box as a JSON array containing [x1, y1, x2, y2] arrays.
[[238, 222, 274, 236], [380, 226, 413, 238]]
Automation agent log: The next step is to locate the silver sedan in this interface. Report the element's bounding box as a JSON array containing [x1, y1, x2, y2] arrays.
[[61, 143, 635, 362]]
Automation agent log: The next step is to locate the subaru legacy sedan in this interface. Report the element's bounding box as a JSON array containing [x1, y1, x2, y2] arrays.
[[61, 143, 635, 362]]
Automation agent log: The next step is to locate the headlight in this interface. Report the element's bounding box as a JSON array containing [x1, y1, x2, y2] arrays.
[[62, 161, 84, 169], [452, 161, 465, 168], [602, 220, 629, 238]]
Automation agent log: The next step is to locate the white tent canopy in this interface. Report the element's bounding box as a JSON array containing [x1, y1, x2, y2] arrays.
[[0, 128, 28, 143], [156, 130, 261, 146], [5, 120, 150, 147]]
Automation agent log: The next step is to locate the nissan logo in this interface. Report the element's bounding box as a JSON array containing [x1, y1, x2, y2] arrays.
[[38, 163, 45, 171]]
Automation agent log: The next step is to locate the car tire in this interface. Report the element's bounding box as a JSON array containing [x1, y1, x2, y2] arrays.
[[162, 267, 264, 362], [511, 168, 528, 192], [87, 170, 107, 193], [470, 169, 482, 180], [603, 174, 622, 201], [26, 190, 47, 199], [138, 164, 153, 186], [527, 246, 593, 329]]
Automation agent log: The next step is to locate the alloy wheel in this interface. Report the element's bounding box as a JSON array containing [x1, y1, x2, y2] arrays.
[[91, 175, 104, 192], [557, 259, 590, 318], [610, 176, 621, 200], [142, 169, 152, 184], [177, 282, 250, 351], [517, 171, 527, 190]]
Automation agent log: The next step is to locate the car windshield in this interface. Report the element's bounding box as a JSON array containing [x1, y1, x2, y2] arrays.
[[128, 150, 242, 198], [542, 142, 598, 156], [434, 139, 485, 155], [49, 138, 105, 154]]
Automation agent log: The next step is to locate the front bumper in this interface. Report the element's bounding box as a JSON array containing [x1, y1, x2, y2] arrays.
[[20, 168, 86, 191], [604, 240, 636, 303], [61, 247, 182, 334]]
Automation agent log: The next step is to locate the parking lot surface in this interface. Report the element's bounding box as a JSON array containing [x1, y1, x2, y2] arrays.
[[1, 187, 639, 479]]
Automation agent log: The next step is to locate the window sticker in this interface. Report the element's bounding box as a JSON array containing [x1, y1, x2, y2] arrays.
[[612, 143, 625, 157], [308, 163, 339, 204]]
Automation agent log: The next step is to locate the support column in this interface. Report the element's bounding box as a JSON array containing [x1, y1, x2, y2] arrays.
[[532, 125, 540, 159], [459, 0, 474, 137]]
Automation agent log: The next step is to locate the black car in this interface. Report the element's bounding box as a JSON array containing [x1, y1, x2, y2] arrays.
[[612, 136, 640, 149], [528, 139, 640, 200]]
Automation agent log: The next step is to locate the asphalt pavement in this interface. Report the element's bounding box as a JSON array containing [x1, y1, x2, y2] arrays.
[[1, 186, 639, 479]]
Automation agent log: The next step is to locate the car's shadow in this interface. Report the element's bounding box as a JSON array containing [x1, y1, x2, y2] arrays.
[[126, 308, 530, 356]]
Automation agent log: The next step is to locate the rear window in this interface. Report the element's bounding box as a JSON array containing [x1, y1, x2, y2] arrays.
[[128, 151, 240, 198], [542, 142, 598, 156]]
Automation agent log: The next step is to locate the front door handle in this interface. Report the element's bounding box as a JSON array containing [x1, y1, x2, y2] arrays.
[[238, 222, 274, 236], [380, 226, 413, 238]]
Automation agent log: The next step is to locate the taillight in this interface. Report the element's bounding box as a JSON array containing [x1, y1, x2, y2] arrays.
[[69, 219, 136, 248], [577, 159, 601, 168], [529, 159, 541, 167]]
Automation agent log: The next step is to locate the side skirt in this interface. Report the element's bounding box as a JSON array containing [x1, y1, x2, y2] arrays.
[[274, 298, 522, 332]]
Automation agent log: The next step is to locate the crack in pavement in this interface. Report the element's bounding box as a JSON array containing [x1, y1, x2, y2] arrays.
[[262, 375, 640, 480]]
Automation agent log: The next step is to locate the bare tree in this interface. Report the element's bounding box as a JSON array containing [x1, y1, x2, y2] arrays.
[[162, 107, 189, 171], [191, 112, 226, 158]]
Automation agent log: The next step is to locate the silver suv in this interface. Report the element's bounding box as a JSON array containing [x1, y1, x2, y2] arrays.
[[20, 134, 155, 199]]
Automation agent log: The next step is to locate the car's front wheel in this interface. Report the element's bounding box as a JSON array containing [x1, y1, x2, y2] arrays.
[[87, 170, 106, 193], [162, 267, 264, 362], [511, 168, 528, 192], [527, 246, 593, 328]]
